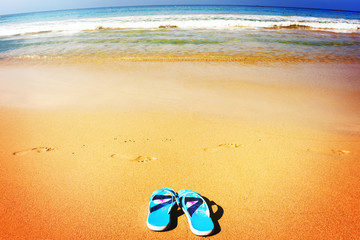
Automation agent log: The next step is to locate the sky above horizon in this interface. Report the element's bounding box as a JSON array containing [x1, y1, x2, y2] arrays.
[[1, 0, 359, 15]]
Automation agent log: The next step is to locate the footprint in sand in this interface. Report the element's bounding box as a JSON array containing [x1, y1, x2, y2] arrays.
[[131, 156, 157, 163], [331, 149, 351, 156], [111, 154, 157, 163], [307, 149, 350, 156], [13, 147, 56, 156], [203, 143, 243, 152]]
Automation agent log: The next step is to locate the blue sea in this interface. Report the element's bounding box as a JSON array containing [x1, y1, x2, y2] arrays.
[[0, 5, 360, 63]]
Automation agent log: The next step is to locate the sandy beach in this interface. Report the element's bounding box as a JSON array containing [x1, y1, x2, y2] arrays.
[[0, 61, 359, 239]]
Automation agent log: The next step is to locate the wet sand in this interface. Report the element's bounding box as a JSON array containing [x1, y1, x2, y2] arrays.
[[0, 61, 359, 239]]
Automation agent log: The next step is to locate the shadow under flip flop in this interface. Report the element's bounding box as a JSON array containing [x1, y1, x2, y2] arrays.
[[203, 196, 224, 236]]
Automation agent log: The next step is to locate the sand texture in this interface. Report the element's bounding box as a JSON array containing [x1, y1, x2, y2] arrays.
[[0, 62, 359, 239]]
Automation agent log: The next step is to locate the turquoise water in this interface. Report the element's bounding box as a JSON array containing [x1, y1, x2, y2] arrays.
[[1, 5, 360, 62]]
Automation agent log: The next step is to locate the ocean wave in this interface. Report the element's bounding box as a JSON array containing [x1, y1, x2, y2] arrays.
[[0, 14, 359, 37]]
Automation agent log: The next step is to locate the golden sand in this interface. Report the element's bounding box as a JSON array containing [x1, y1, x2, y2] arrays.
[[0, 61, 359, 239]]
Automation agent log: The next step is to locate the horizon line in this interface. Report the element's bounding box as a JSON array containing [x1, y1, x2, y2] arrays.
[[1, 4, 360, 17]]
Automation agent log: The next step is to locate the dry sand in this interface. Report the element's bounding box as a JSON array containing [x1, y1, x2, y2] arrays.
[[0, 61, 359, 239]]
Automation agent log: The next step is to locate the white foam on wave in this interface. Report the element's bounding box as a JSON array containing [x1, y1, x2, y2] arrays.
[[0, 14, 359, 37]]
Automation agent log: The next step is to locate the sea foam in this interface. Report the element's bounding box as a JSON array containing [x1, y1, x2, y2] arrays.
[[1, 14, 359, 37]]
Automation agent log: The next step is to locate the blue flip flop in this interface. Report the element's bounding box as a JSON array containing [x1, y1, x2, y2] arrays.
[[147, 188, 178, 231], [178, 189, 214, 236]]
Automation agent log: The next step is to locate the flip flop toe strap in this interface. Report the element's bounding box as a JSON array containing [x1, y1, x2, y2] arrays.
[[149, 188, 177, 213], [180, 191, 210, 217]]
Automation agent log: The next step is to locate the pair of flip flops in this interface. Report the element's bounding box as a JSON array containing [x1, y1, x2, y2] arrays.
[[147, 188, 214, 236]]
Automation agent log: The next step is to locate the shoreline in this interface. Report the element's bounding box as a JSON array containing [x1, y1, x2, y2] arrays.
[[3, 53, 360, 65]]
